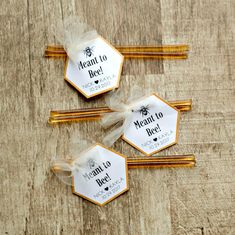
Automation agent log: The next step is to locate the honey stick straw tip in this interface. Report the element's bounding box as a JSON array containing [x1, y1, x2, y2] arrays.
[[48, 118, 57, 125], [48, 118, 52, 125]]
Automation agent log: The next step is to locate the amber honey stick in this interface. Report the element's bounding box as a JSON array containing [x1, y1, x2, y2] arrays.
[[48, 99, 192, 124], [45, 44, 189, 60], [51, 154, 196, 172]]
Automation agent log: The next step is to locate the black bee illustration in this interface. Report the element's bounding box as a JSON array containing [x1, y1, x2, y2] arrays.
[[138, 105, 150, 116], [88, 159, 96, 169], [83, 46, 94, 57]]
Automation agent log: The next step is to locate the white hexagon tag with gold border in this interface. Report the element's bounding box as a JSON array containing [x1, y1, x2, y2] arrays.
[[64, 37, 124, 98], [72, 143, 128, 206], [122, 94, 180, 156]]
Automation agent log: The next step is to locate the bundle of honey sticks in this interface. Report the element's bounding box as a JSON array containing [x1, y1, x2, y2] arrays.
[[45, 44, 189, 60], [48, 99, 192, 124], [51, 154, 196, 172], [126, 154, 195, 168]]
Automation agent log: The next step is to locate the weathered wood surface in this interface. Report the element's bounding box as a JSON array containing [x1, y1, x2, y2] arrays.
[[0, 0, 234, 234]]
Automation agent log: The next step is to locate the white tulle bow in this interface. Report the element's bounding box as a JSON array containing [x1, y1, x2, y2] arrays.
[[52, 142, 101, 185], [101, 89, 150, 147], [52, 16, 99, 64]]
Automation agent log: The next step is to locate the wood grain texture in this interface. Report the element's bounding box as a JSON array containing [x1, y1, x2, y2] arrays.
[[0, 0, 234, 234]]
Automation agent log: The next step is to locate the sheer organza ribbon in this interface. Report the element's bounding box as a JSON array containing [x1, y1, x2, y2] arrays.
[[101, 88, 153, 147], [52, 16, 99, 64], [51, 140, 102, 185]]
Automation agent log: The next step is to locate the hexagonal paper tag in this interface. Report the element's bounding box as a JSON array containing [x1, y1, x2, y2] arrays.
[[122, 94, 180, 156], [65, 37, 124, 98], [72, 144, 128, 206]]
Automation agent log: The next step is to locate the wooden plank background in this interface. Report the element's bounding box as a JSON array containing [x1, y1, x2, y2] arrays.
[[0, 0, 234, 234]]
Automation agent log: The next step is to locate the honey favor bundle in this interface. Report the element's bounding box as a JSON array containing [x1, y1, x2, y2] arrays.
[[51, 142, 195, 206], [46, 17, 189, 98]]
